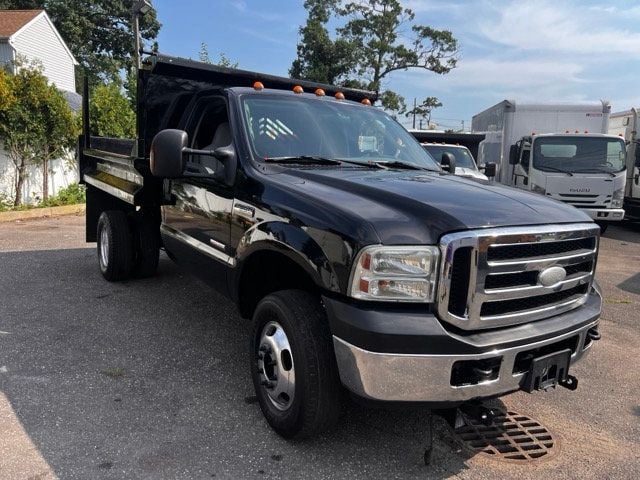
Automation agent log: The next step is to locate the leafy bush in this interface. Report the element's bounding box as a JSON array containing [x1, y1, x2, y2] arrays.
[[40, 183, 86, 207], [0, 192, 14, 212]]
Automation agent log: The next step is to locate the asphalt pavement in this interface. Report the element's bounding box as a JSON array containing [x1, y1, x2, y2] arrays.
[[0, 215, 638, 479]]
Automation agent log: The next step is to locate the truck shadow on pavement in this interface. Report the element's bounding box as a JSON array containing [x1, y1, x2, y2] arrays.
[[0, 248, 479, 479]]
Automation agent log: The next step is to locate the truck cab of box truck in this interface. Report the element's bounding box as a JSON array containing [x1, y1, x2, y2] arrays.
[[508, 133, 626, 226], [609, 108, 640, 219], [473, 101, 626, 229]]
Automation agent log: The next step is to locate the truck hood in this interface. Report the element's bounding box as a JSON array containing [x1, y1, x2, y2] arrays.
[[275, 168, 592, 244]]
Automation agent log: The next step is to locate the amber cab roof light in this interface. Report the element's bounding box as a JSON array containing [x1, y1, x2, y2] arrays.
[[293, 85, 304, 94], [253, 81, 264, 91]]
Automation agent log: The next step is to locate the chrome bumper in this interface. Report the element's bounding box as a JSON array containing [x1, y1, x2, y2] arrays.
[[333, 320, 598, 403]]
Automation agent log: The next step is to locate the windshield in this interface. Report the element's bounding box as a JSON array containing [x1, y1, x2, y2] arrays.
[[532, 136, 626, 174], [240, 95, 440, 169], [422, 145, 476, 169]]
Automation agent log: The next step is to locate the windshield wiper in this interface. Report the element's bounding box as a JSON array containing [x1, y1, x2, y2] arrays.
[[538, 165, 574, 176], [264, 155, 342, 165], [264, 156, 385, 169], [374, 160, 440, 172]]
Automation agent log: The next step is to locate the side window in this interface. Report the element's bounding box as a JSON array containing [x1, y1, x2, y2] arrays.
[[183, 97, 231, 178]]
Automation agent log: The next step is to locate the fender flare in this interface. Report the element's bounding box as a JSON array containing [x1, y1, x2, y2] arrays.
[[229, 221, 342, 303]]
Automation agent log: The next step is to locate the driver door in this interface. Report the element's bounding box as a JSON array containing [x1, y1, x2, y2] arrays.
[[161, 96, 235, 293]]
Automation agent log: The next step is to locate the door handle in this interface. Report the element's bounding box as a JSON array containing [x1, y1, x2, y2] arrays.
[[635, 174, 639, 185]]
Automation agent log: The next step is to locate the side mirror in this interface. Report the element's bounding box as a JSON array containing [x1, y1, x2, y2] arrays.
[[150, 129, 187, 178], [440, 152, 456, 174], [509, 144, 518, 165], [484, 162, 497, 178]]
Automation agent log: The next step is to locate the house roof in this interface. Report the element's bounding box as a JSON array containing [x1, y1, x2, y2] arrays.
[[0, 9, 43, 39]]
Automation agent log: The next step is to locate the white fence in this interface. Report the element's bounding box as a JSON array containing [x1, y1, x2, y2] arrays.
[[0, 148, 78, 204]]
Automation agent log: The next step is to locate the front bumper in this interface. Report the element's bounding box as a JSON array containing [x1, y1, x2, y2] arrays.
[[325, 287, 601, 403], [580, 208, 625, 221]]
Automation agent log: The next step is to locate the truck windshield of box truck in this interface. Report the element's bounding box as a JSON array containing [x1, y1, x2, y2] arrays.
[[532, 136, 626, 175]]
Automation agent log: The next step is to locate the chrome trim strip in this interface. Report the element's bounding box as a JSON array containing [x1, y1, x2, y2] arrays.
[[160, 224, 235, 266], [332, 319, 597, 402], [437, 223, 599, 330], [96, 161, 143, 186], [84, 175, 135, 204], [233, 203, 255, 219]]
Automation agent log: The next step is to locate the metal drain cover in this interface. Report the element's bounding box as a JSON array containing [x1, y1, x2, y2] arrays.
[[454, 410, 557, 462]]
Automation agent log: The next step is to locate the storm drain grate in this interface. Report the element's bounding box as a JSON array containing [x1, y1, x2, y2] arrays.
[[454, 410, 558, 463]]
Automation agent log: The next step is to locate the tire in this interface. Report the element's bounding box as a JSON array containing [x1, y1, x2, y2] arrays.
[[250, 290, 341, 439], [97, 211, 134, 281], [596, 222, 608, 235], [131, 213, 160, 278]]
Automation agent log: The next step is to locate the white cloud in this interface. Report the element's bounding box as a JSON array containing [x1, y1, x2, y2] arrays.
[[401, 57, 585, 90], [480, 0, 640, 56]]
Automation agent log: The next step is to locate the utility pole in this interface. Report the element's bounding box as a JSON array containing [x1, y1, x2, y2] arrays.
[[132, 0, 153, 69], [412, 98, 417, 129]]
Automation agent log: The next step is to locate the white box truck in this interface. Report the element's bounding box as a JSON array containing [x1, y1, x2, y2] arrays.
[[609, 108, 640, 219], [473, 101, 626, 230]]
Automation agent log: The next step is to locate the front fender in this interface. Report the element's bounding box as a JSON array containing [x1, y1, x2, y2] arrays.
[[230, 221, 351, 301]]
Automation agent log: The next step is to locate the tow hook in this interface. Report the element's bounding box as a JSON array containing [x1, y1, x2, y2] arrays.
[[587, 327, 601, 342]]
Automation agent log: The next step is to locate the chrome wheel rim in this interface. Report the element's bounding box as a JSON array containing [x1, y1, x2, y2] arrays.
[[257, 321, 295, 411], [99, 227, 109, 268]]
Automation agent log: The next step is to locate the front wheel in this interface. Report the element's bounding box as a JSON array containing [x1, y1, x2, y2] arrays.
[[250, 290, 341, 439]]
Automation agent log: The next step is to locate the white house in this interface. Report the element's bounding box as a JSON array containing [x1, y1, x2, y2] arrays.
[[0, 9, 80, 204]]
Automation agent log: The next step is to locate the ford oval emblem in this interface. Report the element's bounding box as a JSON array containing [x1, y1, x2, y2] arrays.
[[538, 266, 567, 287]]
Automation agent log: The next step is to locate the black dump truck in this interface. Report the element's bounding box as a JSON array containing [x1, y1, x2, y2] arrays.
[[79, 54, 602, 440]]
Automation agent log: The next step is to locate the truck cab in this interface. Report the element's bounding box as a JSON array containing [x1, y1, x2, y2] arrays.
[[421, 143, 489, 181], [508, 133, 626, 227], [609, 108, 640, 219]]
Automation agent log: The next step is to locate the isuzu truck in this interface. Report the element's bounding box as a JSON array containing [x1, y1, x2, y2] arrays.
[[609, 108, 640, 219], [473, 101, 626, 231]]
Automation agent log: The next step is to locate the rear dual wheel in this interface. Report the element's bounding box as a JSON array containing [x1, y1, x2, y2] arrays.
[[96, 210, 159, 281]]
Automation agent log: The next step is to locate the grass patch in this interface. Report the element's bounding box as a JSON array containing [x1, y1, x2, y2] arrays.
[[0, 183, 85, 212]]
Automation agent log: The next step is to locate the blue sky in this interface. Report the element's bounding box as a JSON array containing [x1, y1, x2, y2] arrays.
[[152, 0, 640, 130]]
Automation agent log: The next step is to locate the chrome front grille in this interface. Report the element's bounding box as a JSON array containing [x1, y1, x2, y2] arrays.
[[437, 223, 599, 330]]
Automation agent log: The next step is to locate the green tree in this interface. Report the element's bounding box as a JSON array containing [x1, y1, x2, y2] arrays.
[[291, 0, 458, 113], [199, 42, 239, 68], [89, 82, 136, 138], [405, 96, 442, 127], [0, 0, 161, 87], [289, 0, 354, 84], [0, 62, 78, 205]]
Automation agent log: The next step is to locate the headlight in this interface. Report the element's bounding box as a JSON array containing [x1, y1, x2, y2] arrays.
[[612, 187, 624, 208], [349, 246, 440, 302], [531, 183, 546, 194]]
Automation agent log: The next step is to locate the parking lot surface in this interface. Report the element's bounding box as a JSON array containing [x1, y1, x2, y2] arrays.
[[0, 215, 639, 479]]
